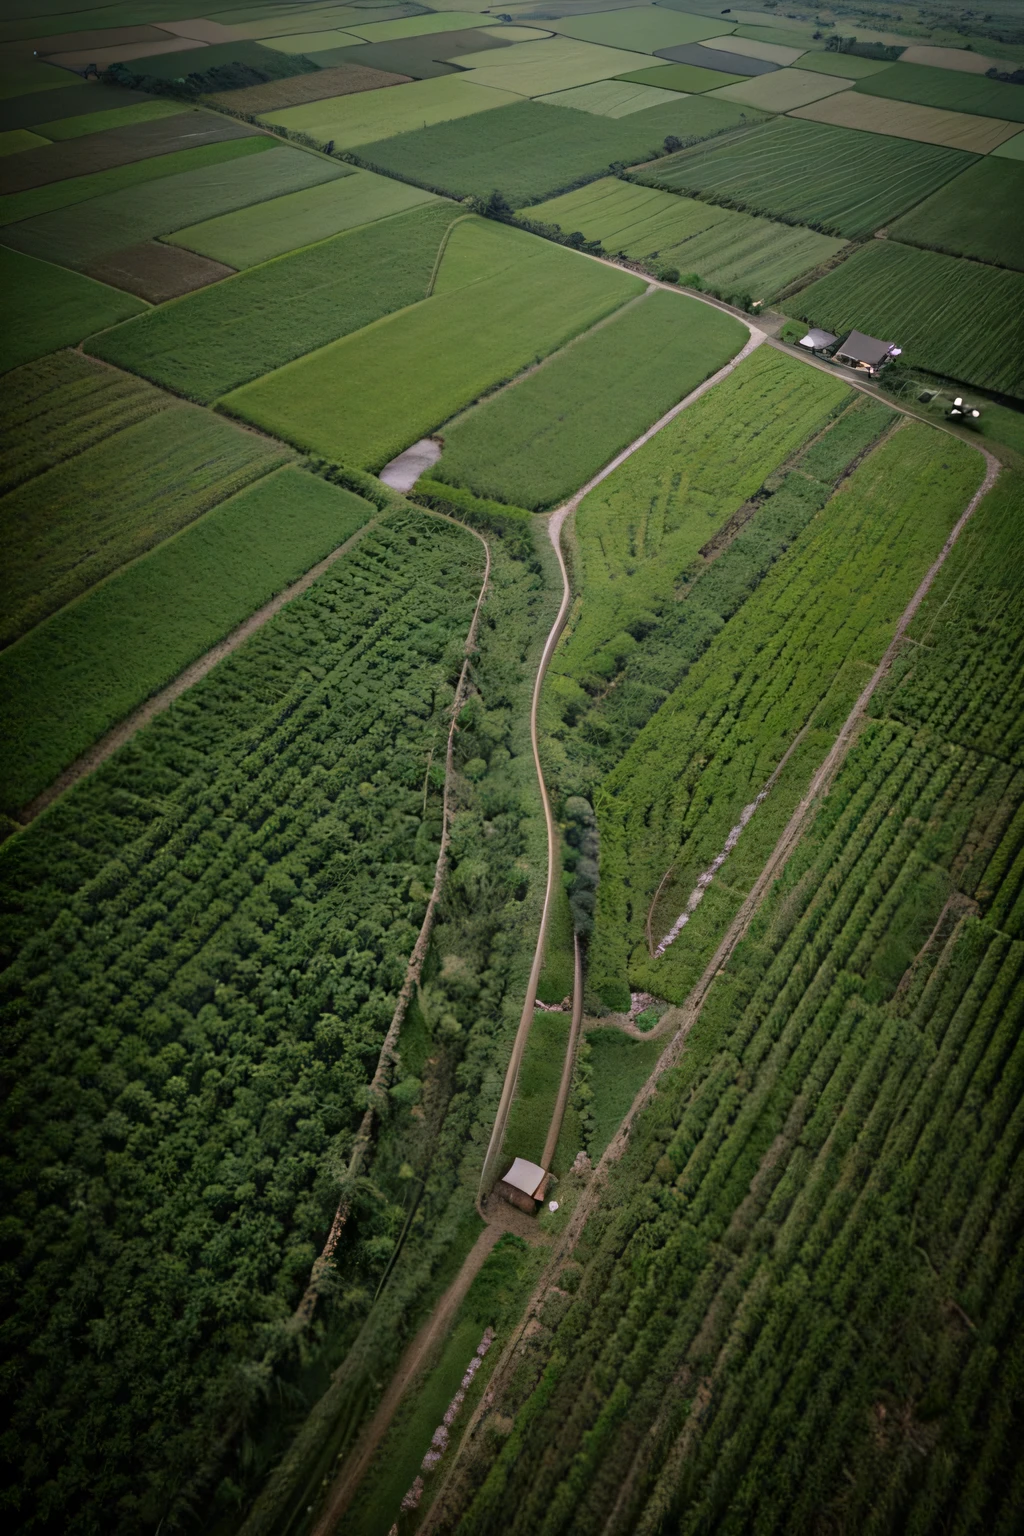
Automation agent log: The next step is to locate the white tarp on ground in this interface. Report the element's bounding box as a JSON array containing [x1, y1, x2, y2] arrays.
[[502, 1158, 546, 1197]]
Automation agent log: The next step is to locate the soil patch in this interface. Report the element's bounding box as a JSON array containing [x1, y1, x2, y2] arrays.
[[0, 110, 257, 194], [85, 240, 235, 302], [206, 62, 412, 114]]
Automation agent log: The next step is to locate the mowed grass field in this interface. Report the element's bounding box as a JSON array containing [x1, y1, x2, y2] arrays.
[[537, 79, 683, 117], [2, 142, 351, 271], [429, 289, 746, 509], [0, 470, 374, 814], [552, 346, 851, 692], [854, 60, 1024, 122], [889, 157, 1024, 270], [356, 95, 762, 207], [167, 169, 440, 268], [793, 239, 1024, 399], [1, 403, 288, 646], [89, 199, 463, 402], [636, 115, 977, 237], [259, 74, 520, 147], [223, 218, 644, 469], [1, 247, 144, 372], [532, 177, 846, 297]]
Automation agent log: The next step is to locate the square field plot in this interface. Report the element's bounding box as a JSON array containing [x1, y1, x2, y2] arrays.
[[538, 79, 683, 116], [168, 170, 440, 268], [222, 218, 643, 469], [258, 75, 520, 146], [546, 6, 736, 52], [450, 37, 666, 95], [1, 248, 144, 373], [616, 62, 746, 92], [789, 90, 1020, 153], [635, 116, 978, 238], [889, 157, 1024, 271], [355, 95, 761, 207], [708, 67, 854, 112], [792, 239, 1024, 400], [854, 62, 1024, 123], [2, 144, 349, 270]]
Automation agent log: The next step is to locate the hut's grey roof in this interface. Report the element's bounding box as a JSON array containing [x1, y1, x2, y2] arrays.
[[799, 328, 837, 349], [502, 1158, 546, 1198], [835, 330, 895, 368]]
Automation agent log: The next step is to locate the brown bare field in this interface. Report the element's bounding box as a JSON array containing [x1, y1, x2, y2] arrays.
[[86, 241, 235, 302], [0, 110, 257, 193], [790, 90, 1020, 152], [206, 63, 411, 115]]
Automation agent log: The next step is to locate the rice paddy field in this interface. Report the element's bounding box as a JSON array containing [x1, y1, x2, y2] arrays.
[[3, 3, 1024, 1534], [635, 115, 978, 237], [792, 239, 1024, 399], [355, 94, 761, 206]]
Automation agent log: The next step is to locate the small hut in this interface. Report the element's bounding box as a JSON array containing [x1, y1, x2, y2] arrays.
[[496, 1157, 549, 1215], [798, 327, 837, 354], [833, 330, 901, 375]]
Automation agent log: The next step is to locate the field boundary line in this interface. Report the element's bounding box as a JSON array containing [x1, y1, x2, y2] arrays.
[[478, 321, 764, 1194], [14, 514, 379, 827], [422, 437, 1000, 1534]]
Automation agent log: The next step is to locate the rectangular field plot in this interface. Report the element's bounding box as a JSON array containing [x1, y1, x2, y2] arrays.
[[636, 116, 976, 237], [615, 62, 746, 92], [336, 25, 525, 79], [537, 79, 681, 115], [344, 11, 487, 41], [533, 177, 846, 297], [86, 242, 235, 304], [0, 134, 275, 228], [547, 6, 731, 52], [89, 200, 463, 402], [0, 109, 257, 194], [0, 469, 372, 813], [699, 33, 803, 65], [32, 99, 186, 140], [223, 218, 644, 469], [889, 158, 1024, 271], [168, 168, 439, 268], [356, 95, 761, 206], [793, 240, 1024, 399], [204, 61, 412, 114], [855, 61, 1024, 123], [0, 247, 144, 374], [450, 38, 660, 95], [791, 50, 894, 78], [708, 66, 853, 111], [0, 403, 289, 647], [790, 90, 1020, 153], [428, 288, 746, 508], [2, 143, 350, 271], [259, 75, 519, 147]]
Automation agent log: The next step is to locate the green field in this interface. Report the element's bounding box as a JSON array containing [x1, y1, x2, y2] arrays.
[[0, 246, 144, 373], [355, 95, 764, 207], [88, 199, 463, 402], [549, 5, 728, 51], [0, 350, 170, 494], [1, 404, 288, 647], [2, 142, 350, 270], [455, 471, 1024, 1536], [0, 127, 50, 154], [615, 61, 746, 91], [791, 47, 896, 77], [32, 98, 188, 140], [793, 239, 1024, 400], [855, 59, 1024, 122], [592, 425, 984, 1006], [224, 218, 643, 469], [259, 73, 520, 146], [635, 115, 977, 238], [532, 176, 846, 297], [167, 168, 440, 268], [550, 346, 851, 697], [429, 289, 745, 509], [0, 133, 275, 227], [888, 157, 1024, 271], [451, 36, 668, 96], [708, 65, 854, 112], [537, 79, 682, 117], [0, 469, 373, 812]]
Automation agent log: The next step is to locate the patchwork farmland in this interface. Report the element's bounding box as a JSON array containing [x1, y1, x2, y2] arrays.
[[1, 3, 1021, 1536]]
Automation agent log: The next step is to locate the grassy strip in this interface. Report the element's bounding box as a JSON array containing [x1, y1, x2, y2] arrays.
[[88, 199, 463, 403], [427, 290, 746, 511], [0, 469, 374, 812], [222, 220, 643, 471]]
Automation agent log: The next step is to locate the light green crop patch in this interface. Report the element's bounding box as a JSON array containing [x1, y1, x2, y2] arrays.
[[547, 6, 731, 53], [260, 73, 519, 146], [537, 79, 682, 117]]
